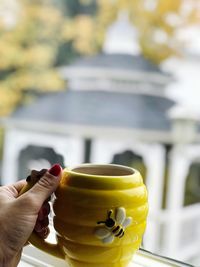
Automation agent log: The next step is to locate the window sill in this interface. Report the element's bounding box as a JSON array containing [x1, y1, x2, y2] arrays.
[[19, 246, 192, 267]]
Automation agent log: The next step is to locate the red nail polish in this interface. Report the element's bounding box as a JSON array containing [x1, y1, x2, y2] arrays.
[[49, 164, 61, 176]]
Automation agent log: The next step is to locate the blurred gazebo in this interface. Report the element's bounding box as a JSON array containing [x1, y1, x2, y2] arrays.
[[1, 13, 200, 264]]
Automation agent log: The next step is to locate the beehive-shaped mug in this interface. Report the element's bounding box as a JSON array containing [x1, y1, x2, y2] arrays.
[[21, 164, 148, 267]]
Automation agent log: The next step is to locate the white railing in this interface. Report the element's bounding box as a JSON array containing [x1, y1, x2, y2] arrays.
[[145, 203, 200, 262]]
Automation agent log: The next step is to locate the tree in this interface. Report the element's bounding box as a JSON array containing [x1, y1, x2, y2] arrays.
[[61, 0, 98, 56], [0, 0, 66, 116], [64, 0, 200, 63], [133, 0, 200, 62]]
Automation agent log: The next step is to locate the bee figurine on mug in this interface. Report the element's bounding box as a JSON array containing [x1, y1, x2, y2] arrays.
[[95, 207, 132, 244]]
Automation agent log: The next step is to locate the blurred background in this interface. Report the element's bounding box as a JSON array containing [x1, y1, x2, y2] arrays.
[[0, 0, 200, 265]]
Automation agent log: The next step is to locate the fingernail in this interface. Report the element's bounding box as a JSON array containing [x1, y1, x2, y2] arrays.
[[49, 164, 62, 176]]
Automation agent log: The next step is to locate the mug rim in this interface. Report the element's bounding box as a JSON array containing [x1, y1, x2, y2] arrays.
[[65, 163, 138, 178]]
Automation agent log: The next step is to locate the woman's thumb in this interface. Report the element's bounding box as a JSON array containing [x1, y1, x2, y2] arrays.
[[26, 164, 62, 210]]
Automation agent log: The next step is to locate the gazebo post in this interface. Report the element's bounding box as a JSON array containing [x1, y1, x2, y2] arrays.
[[164, 146, 190, 256], [143, 144, 166, 252], [1, 128, 21, 184]]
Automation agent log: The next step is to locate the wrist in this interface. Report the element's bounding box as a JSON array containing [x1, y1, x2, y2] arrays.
[[0, 251, 21, 267], [1, 259, 19, 267]]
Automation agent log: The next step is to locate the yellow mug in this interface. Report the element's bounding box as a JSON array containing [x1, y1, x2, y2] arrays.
[[21, 164, 148, 267]]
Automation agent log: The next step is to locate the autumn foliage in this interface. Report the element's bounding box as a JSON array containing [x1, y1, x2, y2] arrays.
[[0, 0, 65, 115]]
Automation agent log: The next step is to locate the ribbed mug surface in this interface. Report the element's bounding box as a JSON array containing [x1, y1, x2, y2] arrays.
[[53, 164, 148, 267]]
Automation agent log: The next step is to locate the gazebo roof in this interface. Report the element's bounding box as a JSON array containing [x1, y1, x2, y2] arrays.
[[10, 90, 174, 139], [69, 53, 165, 74]]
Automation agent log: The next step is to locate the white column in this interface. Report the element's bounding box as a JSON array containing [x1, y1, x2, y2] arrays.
[[166, 146, 191, 209], [1, 129, 22, 184], [164, 145, 191, 256], [142, 145, 166, 252]]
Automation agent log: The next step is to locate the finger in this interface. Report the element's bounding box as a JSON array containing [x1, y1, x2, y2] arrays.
[[13, 180, 27, 192], [25, 164, 62, 212], [38, 202, 50, 220], [35, 217, 49, 232], [6, 180, 27, 198], [36, 227, 50, 239]]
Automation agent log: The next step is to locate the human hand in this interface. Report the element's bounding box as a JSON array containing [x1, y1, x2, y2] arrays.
[[0, 164, 62, 267]]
